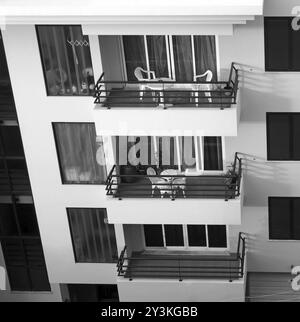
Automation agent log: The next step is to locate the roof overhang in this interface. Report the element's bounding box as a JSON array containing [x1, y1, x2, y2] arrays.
[[0, 0, 264, 35]]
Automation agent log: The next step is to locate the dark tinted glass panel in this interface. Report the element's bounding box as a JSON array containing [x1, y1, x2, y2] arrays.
[[123, 36, 147, 81], [267, 114, 290, 160], [172, 36, 193, 82], [143, 225, 164, 247], [0, 126, 24, 156], [147, 36, 169, 78], [207, 225, 227, 248], [6, 159, 27, 170], [29, 267, 51, 291], [0, 31, 15, 113], [164, 225, 184, 247], [292, 199, 300, 240], [187, 225, 207, 247], [194, 36, 217, 81], [204, 137, 223, 170], [16, 204, 39, 236], [68, 208, 118, 263], [265, 18, 290, 71], [37, 26, 94, 96], [291, 27, 300, 70], [0, 204, 18, 236], [6, 266, 31, 291], [292, 115, 300, 159], [269, 198, 291, 240]]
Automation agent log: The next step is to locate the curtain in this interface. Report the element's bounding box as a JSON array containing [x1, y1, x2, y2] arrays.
[[123, 36, 147, 81], [180, 136, 196, 170], [147, 36, 169, 78], [37, 26, 94, 96], [194, 36, 217, 81], [203, 137, 223, 171], [53, 123, 107, 183], [68, 208, 117, 263], [172, 36, 193, 82]]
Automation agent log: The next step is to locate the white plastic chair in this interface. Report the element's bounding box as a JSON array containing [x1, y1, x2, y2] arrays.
[[146, 167, 169, 198], [193, 70, 213, 104], [134, 67, 157, 100]]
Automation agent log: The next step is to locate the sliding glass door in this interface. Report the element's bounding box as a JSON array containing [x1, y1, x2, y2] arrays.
[[122, 35, 217, 82], [144, 225, 228, 250]]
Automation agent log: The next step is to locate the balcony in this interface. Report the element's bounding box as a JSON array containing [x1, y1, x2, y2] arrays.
[[93, 63, 240, 137], [117, 233, 247, 302], [104, 153, 243, 225], [0, 169, 31, 195]]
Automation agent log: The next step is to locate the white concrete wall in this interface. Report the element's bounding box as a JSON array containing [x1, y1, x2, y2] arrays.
[[1, 25, 123, 285], [117, 277, 245, 302]]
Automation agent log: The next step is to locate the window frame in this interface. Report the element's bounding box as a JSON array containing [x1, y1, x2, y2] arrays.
[[266, 112, 300, 161], [36, 25, 95, 97], [268, 197, 300, 241], [67, 208, 118, 264], [264, 17, 300, 72], [52, 122, 107, 185]]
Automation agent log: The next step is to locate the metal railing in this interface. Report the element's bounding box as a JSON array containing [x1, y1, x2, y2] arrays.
[[117, 232, 247, 281], [94, 63, 239, 109], [105, 153, 242, 201]]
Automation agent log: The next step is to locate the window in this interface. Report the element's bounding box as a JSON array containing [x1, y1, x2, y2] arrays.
[[269, 197, 300, 240], [144, 225, 227, 249], [53, 123, 107, 184], [265, 17, 300, 71], [122, 35, 217, 81], [36, 25, 95, 96], [115, 136, 223, 171], [67, 208, 118, 263], [267, 113, 300, 160], [0, 203, 50, 291]]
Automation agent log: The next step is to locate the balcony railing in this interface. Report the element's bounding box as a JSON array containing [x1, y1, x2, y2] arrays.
[[94, 63, 239, 109], [117, 232, 246, 281], [0, 169, 31, 195], [106, 153, 242, 201]]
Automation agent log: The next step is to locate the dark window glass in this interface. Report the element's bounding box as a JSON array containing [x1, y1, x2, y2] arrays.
[[0, 31, 15, 113], [265, 17, 300, 71], [147, 36, 169, 78], [1, 239, 50, 291], [204, 137, 223, 170], [0, 204, 18, 236], [143, 225, 164, 247], [172, 36, 193, 82], [207, 225, 227, 248], [67, 284, 119, 302], [265, 18, 290, 71], [269, 197, 300, 240], [187, 225, 207, 247], [164, 225, 184, 247], [0, 126, 24, 157], [6, 159, 27, 170], [36, 25, 94, 96], [267, 113, 290, 160], [194, 36, 218, 81], [68, 208, 118, 263], [267, 113, 300, 161], [269, 198, 292, 240], [16, 204, 39, 236], [123, 36, 147, 81], [292, 199, 300, 240], [53, 123, 107, 184]]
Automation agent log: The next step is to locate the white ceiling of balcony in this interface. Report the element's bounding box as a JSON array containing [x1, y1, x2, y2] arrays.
[[0, 0, 264, 35]]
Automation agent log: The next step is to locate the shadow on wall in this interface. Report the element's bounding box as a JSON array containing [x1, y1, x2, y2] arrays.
[[238, 153, 290, 207], [234, 63, 300, 122]]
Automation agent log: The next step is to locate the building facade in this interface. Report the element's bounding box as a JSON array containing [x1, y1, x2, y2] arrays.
[[0, 0, 299, 302]]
